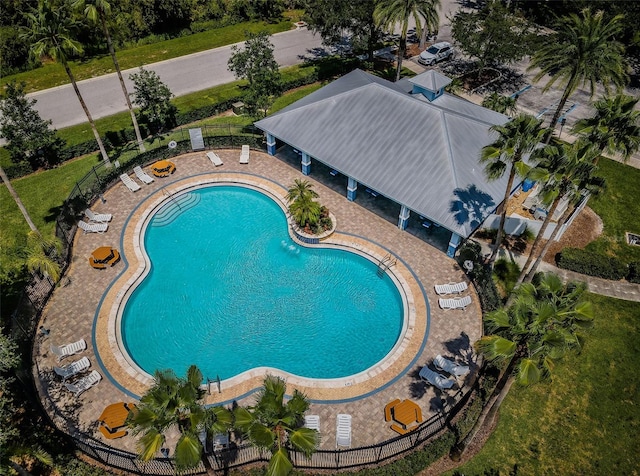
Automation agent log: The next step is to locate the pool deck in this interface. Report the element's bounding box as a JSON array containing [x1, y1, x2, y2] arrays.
[[34, 149, 482, 452]]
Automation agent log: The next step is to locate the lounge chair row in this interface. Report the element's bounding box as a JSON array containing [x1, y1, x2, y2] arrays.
[[302, 413, 352, 448]]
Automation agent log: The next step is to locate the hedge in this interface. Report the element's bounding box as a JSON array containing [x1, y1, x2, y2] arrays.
[[627, 261, 640, 284], [557, 248, 627, 280]]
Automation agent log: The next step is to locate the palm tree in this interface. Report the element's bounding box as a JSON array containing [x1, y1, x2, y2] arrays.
[[289, 195, 322, 229], [527, 8, 628, 143], [479, 114, 547, 264], [374, 0, 441, 82], [72, 0, 146, 152], [517, 141, 604, 285], [457, 273, 593, 454], [0, 165, 38, 233], [286, 179, 318, 203], [22, 0, 111, 165], [234, 375, 319, 476], [477, 273, 593, 387], [481, 92, 518, 116], [25, 230, 63, 283], [572, 93, 640, 164], [127, 365, 232, 471]]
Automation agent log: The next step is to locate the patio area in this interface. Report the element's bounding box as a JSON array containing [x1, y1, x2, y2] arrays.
[[33, 148, 482, 454]]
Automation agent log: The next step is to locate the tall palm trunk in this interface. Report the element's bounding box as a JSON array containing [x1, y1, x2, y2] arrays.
[[545, 73, 577, 144], [99, 13, 145, 152], [515, 197, 561, 287], [62, 61, 111, 165], [0, 165, 39, 233], [523, 203, 574, 282], [488, 166, 517, 264]]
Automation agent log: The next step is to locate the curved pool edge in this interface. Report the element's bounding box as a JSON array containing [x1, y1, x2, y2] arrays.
[[94, 172, 430, 404]]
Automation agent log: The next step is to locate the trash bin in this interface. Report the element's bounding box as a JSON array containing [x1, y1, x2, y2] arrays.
[[522, 179, 535, 192]]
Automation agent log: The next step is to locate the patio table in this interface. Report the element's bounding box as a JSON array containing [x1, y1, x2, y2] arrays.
[[151, 160, 176, 177]]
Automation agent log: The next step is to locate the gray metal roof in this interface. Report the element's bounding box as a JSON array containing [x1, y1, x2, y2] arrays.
[[408, 70, 452, 92], [255, 69, 511, 238]]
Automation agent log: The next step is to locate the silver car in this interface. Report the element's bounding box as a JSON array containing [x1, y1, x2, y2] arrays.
[[418, 42, 454, 66]]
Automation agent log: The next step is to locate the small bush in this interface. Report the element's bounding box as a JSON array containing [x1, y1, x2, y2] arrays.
[[557, 248, 627, 280], [627, 261, 640, 283], [493, 258, 521, 296]]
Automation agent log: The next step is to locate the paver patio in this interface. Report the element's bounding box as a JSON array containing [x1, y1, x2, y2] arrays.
[[34, 148, 482, 453]]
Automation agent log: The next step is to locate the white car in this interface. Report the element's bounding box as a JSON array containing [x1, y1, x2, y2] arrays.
[[418, 42, 454, 66]]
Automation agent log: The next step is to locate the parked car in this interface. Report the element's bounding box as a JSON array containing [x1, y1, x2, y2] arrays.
[[418, 42, 454, 66]]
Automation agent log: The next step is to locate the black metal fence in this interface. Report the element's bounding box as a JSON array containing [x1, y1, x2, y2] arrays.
[[65, 384, 470, 475]]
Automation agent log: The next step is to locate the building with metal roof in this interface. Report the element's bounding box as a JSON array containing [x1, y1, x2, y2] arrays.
[[255, 69, 512, 257]]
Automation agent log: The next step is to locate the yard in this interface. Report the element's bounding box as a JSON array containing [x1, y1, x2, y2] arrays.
[[445, 294, 640, 475]]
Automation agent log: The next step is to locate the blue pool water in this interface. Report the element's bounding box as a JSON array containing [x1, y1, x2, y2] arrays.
[[121, 186, 404, 380]]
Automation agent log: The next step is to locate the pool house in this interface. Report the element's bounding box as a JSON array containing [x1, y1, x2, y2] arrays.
[[255, 69, 513, 256]]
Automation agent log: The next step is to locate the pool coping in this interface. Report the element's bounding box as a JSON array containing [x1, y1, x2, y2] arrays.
[[94, 173, 429, 404]]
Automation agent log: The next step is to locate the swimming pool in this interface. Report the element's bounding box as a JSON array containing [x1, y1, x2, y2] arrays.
[[121, 185, 404, 381]]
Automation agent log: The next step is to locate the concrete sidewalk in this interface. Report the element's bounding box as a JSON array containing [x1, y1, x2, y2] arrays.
[[488, 244, 640, 302]]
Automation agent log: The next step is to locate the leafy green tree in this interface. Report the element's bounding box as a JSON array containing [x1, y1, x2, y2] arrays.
[[234, 375, 319, 476], [73, 0, 146, 152], [480, 114, 547, 264], [129, 67, 177, 133], [374, 0, 440, 82], [228, 31, 282, 117], [0, 81, 65, 170], [518, 142, 605, 283], [572, 93, 640, 164], [481, 92, 518, 116], [127, 365, 232, 471], [303, 0, 380, 61], [527, 8, 629, 143], [21, 0, 111, 165], [450, 0, 534, 79]]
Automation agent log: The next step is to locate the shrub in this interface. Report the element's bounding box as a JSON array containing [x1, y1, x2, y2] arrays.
[[493, 258, 521, 296], [627, 261, 640, 284], [557, 248, 627, 280]]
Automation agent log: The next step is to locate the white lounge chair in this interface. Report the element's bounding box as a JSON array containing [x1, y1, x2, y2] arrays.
[[419, 366, 455, 391], [434, 281, 468, 295], [336, 414, 352, 447], [206, 151, 223, 166], [54, 356, 90, 380], [50, 338, 87, 361], [120, 174, 141, 192], [64, 370, 101, 396], [84, 209, 112, 223], [439, 295, 472, 310], [78, 220, 108, 234], [304, 414, 320, 431], [434, 354, 470, 377], [239, 145, 250, 164], [133, 166, 154, 184]]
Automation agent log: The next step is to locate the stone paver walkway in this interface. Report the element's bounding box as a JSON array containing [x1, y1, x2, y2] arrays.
[[34, 149, 482, 453]]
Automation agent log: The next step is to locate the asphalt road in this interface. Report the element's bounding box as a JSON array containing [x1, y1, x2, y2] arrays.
[[27, 28, 324, 130]]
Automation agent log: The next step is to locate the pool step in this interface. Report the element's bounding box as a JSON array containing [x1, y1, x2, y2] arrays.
[[152, 193, 201, 227]]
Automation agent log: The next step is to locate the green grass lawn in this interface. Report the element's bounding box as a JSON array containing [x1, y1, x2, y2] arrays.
[[585, 158, 640, 264], [1, 19, 292, 93], [447, 294, 640, 475]]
